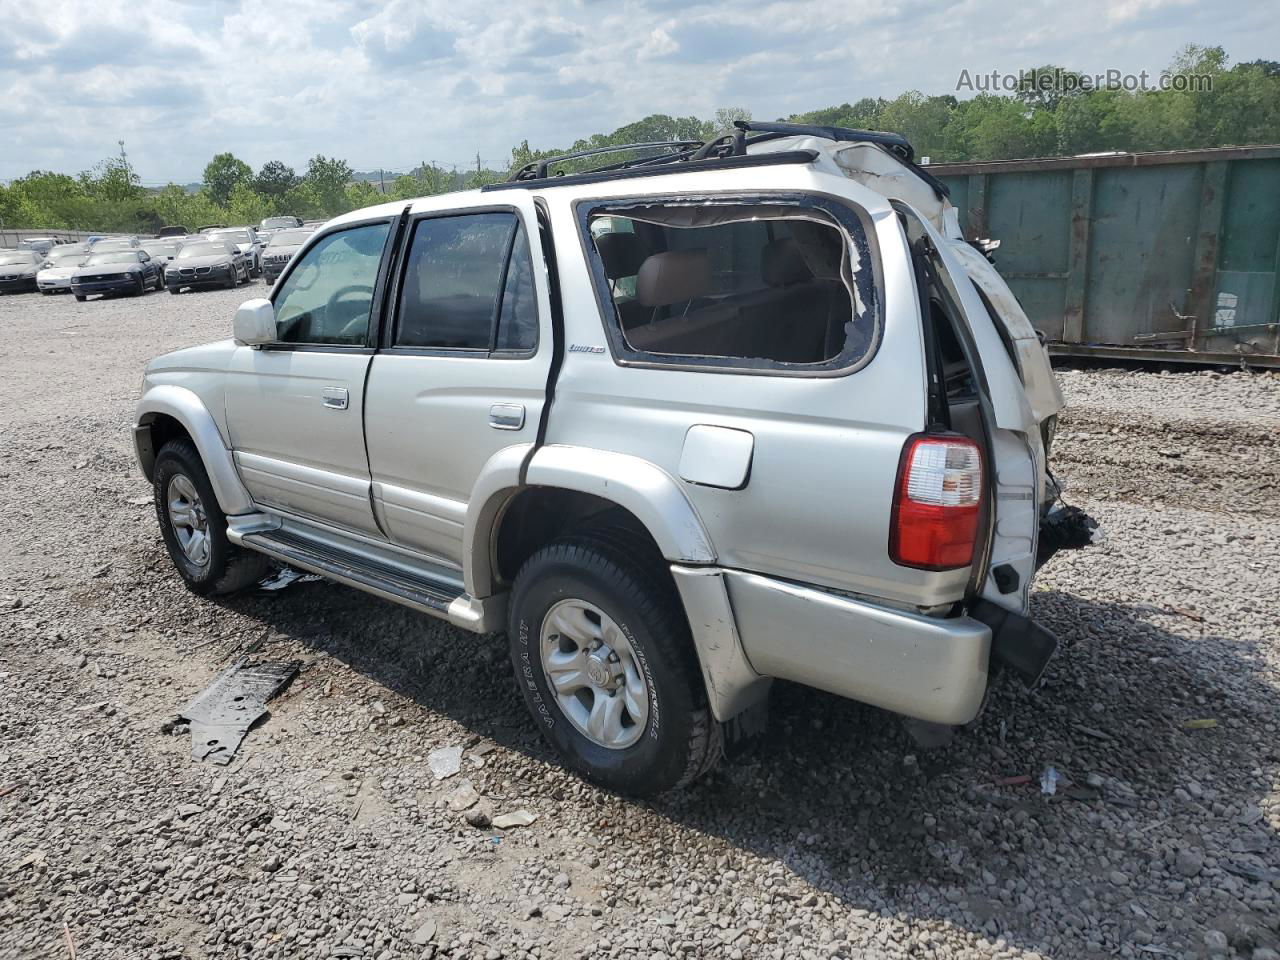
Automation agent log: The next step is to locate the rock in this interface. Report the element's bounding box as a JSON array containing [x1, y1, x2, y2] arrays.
[[261, 855, 282, 873], [1204, 930, 1229, 954], [445, 780, 479, 812], [553, 872, 570, 890], [427, 746, 463, 780], [1174, 848, 1204, 878], [1252, 949, 1279, 960], [492, 809, 537, 829], [411, 919, 437, 946], [1108, 870, 1129, 886], [175, 803, 203, 819], [464, 802, 493, 828]]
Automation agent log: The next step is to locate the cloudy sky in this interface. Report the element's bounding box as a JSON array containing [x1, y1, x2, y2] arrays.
[[0, 0, 1274, 184]]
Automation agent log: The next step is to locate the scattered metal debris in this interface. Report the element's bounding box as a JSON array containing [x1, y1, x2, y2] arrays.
[[256, 567, 323, 592], [178, 657, 299, 765]]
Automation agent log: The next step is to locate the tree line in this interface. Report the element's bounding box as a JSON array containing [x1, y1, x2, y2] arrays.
[[1, 45, 1275, 234]]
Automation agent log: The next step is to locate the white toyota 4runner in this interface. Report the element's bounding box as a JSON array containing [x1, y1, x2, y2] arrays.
[[135, 122, 1096, 795]]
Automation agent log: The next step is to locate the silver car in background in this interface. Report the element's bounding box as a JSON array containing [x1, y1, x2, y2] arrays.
[[36, 244, 90, 294], [140, 238, 184, 267], [259, 227, 314, 283]]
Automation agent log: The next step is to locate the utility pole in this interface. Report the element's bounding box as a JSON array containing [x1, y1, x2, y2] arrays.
[[475, 152, 481, 175], [118, 140, 132, 182], [379, 169, 385, 194]]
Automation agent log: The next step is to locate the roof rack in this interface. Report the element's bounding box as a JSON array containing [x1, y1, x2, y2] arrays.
[[508, 141, 703, 182], [492, 119, 949, 200]]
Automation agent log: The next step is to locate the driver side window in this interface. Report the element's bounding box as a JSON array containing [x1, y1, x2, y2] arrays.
[[272, 222, 390, 346]]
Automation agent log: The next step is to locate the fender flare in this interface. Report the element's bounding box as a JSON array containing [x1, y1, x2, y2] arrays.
[[134, 384, 255, 515], [465, 444, 717, 599]]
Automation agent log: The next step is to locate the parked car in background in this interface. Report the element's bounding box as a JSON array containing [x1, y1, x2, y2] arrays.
[[140, 238, 184, 266], [157, 225, 190, 238], [71, 249, 162, 300], [36, 244, 90, 294], [0, 250, 43, 293], [165, 239, 249, 293], [260, 227, 314, 283], [89, 237, 141, 253], [258, 215, 303, 244], [197, 225, 227, 234], [207, 227, 263, 277], [302, 219, 327, 229], [18, 237, 70, 257]]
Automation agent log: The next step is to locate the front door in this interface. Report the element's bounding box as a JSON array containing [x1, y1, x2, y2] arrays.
[[363, 198, 553, 566], [224, 219, 394, 538]]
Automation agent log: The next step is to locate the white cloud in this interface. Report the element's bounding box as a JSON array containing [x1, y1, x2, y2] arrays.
[[0, 0, 1272, 184]]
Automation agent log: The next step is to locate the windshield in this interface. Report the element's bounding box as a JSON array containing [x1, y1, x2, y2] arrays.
[[86, 252, 139, 266], [177, 243, 226, 259], [268, 230, 311, 247], [142, 242, 179, 255], [0, 252, 38, 266], [212, 230, 251, 244], [46, 247, 86, 263], [92, 240, 135, 252], [262, 218, 297, 230]]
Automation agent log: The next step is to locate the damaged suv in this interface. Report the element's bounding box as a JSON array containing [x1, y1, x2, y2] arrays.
[[134, 122, 1094, 795]]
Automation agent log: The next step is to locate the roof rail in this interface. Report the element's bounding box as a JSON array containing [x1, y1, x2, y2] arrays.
[[508, 141, 703, 182], [727, 121, 949, 201]]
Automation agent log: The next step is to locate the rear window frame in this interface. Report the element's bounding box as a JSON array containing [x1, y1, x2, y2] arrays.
[[573, 190, 884, 378]]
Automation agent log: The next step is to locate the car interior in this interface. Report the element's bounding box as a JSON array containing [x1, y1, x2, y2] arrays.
[[590, 206, 862, 365]]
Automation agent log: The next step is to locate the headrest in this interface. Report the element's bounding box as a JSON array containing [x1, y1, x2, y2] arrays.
[[761, 238, 814, 287], [636, 250, 712, 307], [594, 232, 647, 280]]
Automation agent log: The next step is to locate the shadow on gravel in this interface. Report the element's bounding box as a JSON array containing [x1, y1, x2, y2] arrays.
[[215, 581, 1280, 955]]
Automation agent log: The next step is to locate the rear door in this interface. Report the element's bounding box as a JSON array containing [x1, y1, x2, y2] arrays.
[[899, 204, 1044, 616], [362, 195, 553, 566], [224, 218, 395, 537]]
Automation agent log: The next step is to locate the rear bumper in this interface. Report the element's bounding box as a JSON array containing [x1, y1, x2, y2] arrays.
[[724, 570, 992, 725]]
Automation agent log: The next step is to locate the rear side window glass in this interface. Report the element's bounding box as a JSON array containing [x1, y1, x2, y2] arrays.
[[396, 213, 521, 350], [582, 198, 879, 374], [495, 223, 537, 352]]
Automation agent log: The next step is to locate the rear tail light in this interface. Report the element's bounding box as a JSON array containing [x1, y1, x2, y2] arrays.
[[889, 433, 984, 570]]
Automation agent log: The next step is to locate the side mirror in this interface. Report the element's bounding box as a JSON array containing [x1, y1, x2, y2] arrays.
[[233, 298, 276, 345]]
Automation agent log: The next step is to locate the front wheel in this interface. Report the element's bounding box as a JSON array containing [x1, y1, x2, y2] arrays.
[[508, 535, 721, 796], [153, 439, 268, 596], [74, 294, 86, 302]]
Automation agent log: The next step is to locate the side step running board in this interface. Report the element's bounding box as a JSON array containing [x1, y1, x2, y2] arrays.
[[234, 527, 505, 633]]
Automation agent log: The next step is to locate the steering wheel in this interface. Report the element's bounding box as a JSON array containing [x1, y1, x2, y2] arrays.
[[324, 284, 375, 340]]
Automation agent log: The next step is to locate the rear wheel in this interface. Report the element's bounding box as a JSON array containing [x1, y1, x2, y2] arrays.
[[508, 534, 721, 796], [153, 439, 268, 596], [74, 294, 86, 302]]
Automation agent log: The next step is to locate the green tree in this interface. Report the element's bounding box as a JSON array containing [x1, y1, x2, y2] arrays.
[[203, 153, 253, 206], [252, 160, 300, 200], [303, 155, 354, 216]]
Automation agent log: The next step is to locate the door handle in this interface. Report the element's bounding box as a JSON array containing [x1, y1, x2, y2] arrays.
[[321, 387, 349, 410], [489, 403, 525, 430]]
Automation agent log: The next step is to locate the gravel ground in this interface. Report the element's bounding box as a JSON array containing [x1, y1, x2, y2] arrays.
[[1, 286, 1278, 960]]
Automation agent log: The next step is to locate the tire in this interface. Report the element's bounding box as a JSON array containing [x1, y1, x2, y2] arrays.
[[168, 287, 180, 295], [74, 294, 86, 302], [153, 439, 268, 596], [508, 534, 721, 796], [134, 275, 146, 296]]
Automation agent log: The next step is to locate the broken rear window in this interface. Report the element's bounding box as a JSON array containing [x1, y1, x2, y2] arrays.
[[581, 197, 879, 374]]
